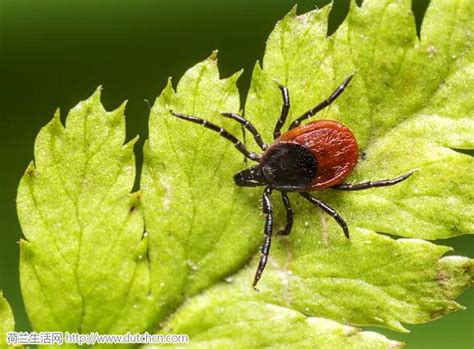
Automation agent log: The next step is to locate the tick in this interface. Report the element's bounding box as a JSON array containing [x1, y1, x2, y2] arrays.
[[170, 76, 413, 289]]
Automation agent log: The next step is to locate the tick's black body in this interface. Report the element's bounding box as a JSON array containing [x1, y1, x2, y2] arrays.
[[234, 143, 319, 191], [171, 76, 413, 289]]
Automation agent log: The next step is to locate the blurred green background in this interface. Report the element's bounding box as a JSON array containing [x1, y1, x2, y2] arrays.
[[0, 0, 472, 347]]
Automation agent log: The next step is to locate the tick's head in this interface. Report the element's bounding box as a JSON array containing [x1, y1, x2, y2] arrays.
[[233, 165, 267, 187]]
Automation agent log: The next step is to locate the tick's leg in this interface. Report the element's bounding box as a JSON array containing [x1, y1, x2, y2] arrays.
[[277, 192, 293, 236], [241, 125, 248, 164], [221, 112, 267, 151], [253, 187, 274, 290], [170, 111, 260, 162], [332, 171, 414, 191], [299, 192, 349, 239], [289, 75, 353, 130], [273, 84, 290, 139]]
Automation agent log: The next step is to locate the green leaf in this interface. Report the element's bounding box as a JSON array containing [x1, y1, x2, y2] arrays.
[[246, 0, 474, 239], [142, 0, 473, 346], [17, 0, 473, 347], [142, 53, 262, 317], [160, 230, 472, 332], [158, 301, 404, 349], [17, 88, 157, 335], [0, 292, 15, 349]]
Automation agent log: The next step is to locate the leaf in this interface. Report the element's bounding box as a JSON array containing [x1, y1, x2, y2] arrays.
[[165, 230, 472, 330], [0, 292, 15, 349], [246, 0, 474, 240], [142, 0, 473, 346], [16, 0, 473, 347], [141, 52, 262, 317], [158, 301, 404, 349], [17, 88, 158, 335]]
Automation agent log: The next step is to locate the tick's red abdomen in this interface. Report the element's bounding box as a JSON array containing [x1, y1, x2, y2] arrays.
[[278, 120, 359, 190]]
